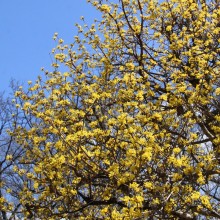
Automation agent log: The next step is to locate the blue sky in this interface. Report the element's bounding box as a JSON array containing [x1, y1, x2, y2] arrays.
[[0, 0, 99, 93]]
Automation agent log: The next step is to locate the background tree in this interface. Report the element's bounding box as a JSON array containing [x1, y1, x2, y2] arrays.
[[9, 0, 220, 219], [0, 87, 23, 219], [0, 82, 37, 220]]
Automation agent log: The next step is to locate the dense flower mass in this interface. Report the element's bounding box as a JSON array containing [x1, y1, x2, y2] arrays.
[[4, 0, 220, 219]]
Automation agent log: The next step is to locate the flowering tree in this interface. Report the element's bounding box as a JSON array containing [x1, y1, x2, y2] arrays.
[[9, 0, 220, 219]]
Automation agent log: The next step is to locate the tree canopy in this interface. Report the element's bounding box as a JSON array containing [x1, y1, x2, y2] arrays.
[[3, 0, 220, 219]]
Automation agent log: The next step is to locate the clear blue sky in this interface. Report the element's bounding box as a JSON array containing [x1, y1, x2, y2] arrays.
[[0, 0, 99, 93]]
